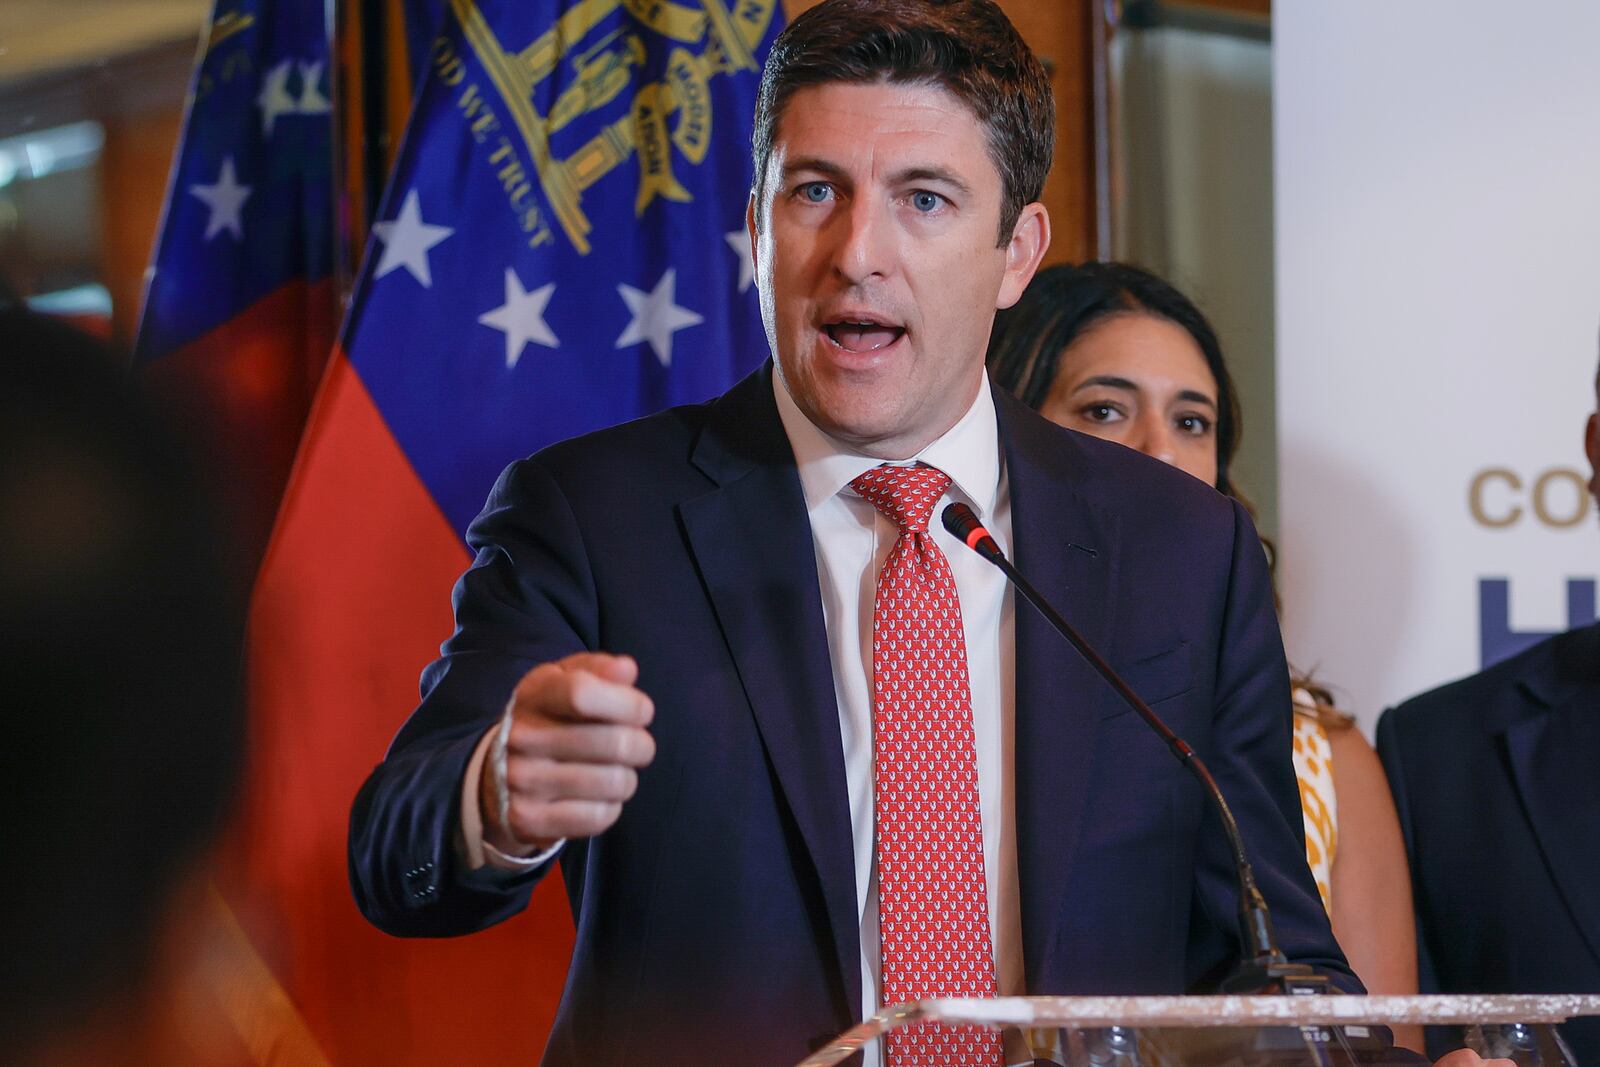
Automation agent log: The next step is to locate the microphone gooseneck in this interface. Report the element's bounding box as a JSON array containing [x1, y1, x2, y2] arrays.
[[939, 502, 1324, 996]]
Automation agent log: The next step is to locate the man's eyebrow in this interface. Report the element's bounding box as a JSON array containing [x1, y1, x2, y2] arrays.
[[777, 159, 974, 196], [887, 166, 972, 195], [780, 157, 851, 182]]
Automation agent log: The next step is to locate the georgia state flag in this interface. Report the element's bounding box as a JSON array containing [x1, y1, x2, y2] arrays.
[[234, 0, 784, 1060], [136, 0, 337, 564]]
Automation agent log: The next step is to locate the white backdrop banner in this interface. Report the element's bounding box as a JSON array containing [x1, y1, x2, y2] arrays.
[[1274, 1, 1600, 731]]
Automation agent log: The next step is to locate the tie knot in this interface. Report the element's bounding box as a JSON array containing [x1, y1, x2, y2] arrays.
[[850, 463, 953, 534]]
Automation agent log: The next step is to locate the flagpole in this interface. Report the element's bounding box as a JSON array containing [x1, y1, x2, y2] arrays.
[[328, 0, 359, 307], [328, 0, 393, 308], [358, 0, 393, 226]]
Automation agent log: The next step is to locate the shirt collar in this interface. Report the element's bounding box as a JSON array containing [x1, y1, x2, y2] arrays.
[[772, 367, 1002, 520]]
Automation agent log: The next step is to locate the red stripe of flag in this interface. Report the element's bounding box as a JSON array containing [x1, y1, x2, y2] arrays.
[[225, 351, 572, 1063], [142, 279, 337, 567]]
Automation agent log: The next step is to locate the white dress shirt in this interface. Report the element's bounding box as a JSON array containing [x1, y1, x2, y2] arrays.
[[772, 370, 1025, 1065]]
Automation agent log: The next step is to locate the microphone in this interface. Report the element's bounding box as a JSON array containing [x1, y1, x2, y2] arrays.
[[941, 502, 1324, 996]]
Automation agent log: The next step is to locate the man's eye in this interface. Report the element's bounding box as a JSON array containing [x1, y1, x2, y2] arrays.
[[910, 190, 944, 213], [1081, 403, 1123, 424], [798, 182, 833, 203], [1176, 414, 1213, 435]]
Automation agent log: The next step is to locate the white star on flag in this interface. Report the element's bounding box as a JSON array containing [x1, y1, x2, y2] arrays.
[[257, 60, 298, 136], [297, 61, 330, 115], [189, 156, 251, 241], [616, 268, 704, 368], [724, 228, 755, 294], [372, 190, 454, 288], [478, 269, 558, 369]]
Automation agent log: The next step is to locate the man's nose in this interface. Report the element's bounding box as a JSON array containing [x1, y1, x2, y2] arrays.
[[831, 198, 892, 284]]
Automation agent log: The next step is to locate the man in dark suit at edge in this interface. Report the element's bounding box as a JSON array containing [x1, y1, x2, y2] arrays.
[[351, 2, 1360, 1063], [1378, 357, 1600, 1065]]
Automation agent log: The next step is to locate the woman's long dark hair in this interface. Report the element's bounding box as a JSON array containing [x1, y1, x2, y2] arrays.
[[987, 261, 1243, 498], [988, 261, 1348, 725]]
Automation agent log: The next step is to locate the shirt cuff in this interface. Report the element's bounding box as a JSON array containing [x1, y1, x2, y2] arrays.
[[457, 721, 565, 872]]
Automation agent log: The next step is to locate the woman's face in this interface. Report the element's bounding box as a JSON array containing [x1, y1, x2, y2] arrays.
[[1038, 312, 1221, 487]]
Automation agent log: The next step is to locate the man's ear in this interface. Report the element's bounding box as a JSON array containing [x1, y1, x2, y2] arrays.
[[746, 192, 763, 284], [997, 202, 1050, 310]]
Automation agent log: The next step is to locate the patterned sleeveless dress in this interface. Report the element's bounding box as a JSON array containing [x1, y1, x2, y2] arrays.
[[1291, 687, 1338, 911]]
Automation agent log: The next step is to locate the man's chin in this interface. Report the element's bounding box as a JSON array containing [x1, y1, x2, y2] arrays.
[[807, 405, 925, 458]]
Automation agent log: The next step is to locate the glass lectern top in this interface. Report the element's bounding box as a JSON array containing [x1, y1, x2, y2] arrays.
[[797, 994, 1600, 1067]]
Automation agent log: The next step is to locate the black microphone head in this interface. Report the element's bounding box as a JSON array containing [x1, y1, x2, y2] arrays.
[[941, 502, 1004, 562], [941, 501, 982, 541]]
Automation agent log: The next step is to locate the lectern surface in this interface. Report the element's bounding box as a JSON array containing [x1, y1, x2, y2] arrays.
[[796, 994, 1600, 1067]]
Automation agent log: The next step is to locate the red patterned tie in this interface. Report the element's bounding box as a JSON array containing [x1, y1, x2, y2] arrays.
[[851, 463, 1003, 1067]]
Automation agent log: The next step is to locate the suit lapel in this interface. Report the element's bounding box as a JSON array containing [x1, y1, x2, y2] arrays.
[[676, 366, 860, 1017], [1501, 623, 1600, 971], [997, 388, 1123, 991]]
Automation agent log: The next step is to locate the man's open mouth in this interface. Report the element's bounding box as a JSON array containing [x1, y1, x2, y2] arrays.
[[823, 320, 906, 353]]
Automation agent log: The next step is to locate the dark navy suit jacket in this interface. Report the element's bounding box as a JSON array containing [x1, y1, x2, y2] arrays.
[[349, 365, 1355, 1065], [1378, 622, 1600, 1064]]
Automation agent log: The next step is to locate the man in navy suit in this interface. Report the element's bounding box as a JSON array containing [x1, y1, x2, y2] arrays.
[[349, 2, 1355, 1062], [1378, 363, 1600, 1065]]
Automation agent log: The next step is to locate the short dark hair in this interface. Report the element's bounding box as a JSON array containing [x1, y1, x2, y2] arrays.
[[0, 307, 246, 1059], [751, 0, 1054, 245], [986, 261, 1244, 499]]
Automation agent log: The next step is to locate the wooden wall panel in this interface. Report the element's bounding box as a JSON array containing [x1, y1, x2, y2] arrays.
[[1002, 0, 1095, 266], [1, 38, 193, 346], [1175, 0, 1269, 17], [99, 106, 183, 347]]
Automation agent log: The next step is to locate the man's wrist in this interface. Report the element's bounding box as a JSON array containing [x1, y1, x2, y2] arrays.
[[456, 725, 500, 870], [484, 701, 514, 831], [459, 711, 565, 871], [482, 836, 566, 870]]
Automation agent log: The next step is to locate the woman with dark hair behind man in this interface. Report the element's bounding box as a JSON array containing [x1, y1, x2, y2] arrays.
[[988, 262, 1420, 1040]]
